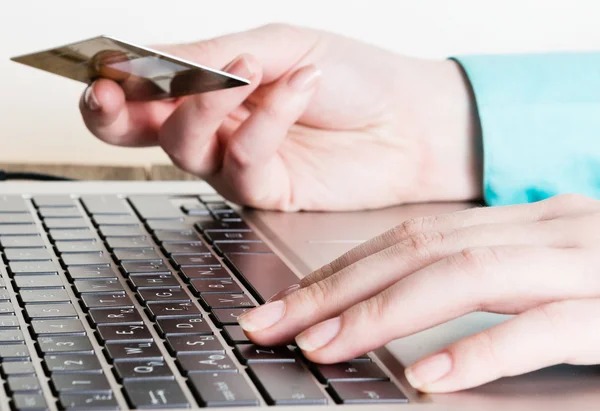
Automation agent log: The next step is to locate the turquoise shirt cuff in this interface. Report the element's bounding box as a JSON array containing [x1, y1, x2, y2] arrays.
[[452, 53, 600, 206]]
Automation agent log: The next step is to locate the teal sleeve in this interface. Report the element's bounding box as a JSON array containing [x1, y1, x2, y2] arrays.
[[452, 53, 600, 206]]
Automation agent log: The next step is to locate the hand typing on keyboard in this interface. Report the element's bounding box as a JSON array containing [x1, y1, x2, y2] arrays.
[[237, 195, 600, 393], [79, 24, 479, 211]]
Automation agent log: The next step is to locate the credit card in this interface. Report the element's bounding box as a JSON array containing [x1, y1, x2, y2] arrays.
[[10, 35, 249, 101]]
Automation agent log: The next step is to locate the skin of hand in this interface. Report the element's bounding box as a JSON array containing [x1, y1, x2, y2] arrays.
[[235, 194, 600, 393], [80, 23, 481, 211]]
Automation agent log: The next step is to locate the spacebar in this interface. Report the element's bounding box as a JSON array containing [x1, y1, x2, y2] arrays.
[[224, 253, 300, 303]]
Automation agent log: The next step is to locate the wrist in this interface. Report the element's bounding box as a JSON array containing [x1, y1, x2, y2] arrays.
[[409, 59, 483, 203]]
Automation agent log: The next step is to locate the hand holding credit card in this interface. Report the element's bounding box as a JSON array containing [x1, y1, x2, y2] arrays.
[[10, 35, 249, 100]]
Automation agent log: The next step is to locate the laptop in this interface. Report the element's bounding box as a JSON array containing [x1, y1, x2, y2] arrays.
[[0, 180, 598, 411]]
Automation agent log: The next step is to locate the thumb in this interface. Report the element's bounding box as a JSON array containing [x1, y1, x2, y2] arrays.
[[155, 24, 320, 84]]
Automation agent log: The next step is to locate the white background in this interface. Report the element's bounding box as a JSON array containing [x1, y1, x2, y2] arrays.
[[1, 0, 599, 166]]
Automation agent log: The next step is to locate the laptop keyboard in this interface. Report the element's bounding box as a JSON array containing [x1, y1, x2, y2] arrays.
[[0, 194, 408, 409]]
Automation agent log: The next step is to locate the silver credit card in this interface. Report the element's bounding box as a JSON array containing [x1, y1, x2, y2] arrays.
[[11, 35, 249, 101]]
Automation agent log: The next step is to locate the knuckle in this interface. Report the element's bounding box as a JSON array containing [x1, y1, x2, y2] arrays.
[[400, 231, 445, 258], [292, 280, 330, 309], [466, 329, 504, 376], [352, 292, 390, 325], [545, 193, 597, 213], [532, 301, 569, 332], [395, 217, 428, 240], [450, 247, 499, 280]]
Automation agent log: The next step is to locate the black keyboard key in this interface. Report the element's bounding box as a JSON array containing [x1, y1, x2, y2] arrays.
[[313, 362, 388, 383], [81, 195, 131, 215], [6, 375, 41, 393], [181, 203, 209, 216], [38, 207, 82, 218], [190, 278, 242, 295], [161, 242, 206, 256], [74, 279, 123, 295], [55, 241, 103, 254], [33, 196, 74, 208], [138, 288, 189, 303], [44, 218, 88, 229], [105, 237, 152, 250], [80, 293, 133, 310], [9, 261, 59, 275], [205, 231, 262, 244], [176, 353, 237, 375], [113, 248, 161, 262], [0, 344, 30, 361], [37, 336, 94, 355], [146, 220, 190, 232], [51, 373, 111, 393], [121, 261, 169, 276], [122, 379, 190, 409], [128, 274, 179, 290], [0, 224, 39, 235], [4, 248, 52, 261], [0, 316, 19, 328], [59, 392, 119, 410], [88, 308, 143, 326], [156, 316, 211, 337], [165, 334, 223, 355], [210, 308, 251, 327], [235, 345, 296, 364], [188, 372, 259, 407], [146, 302, 202, 320], [248, 362, 327, 405], [105, 341, 162, 363], [155, 230, 199, 243], [45, 354, 103, 374], [0, 235, 45, 248], [200, 294, 255, 309], [196, 220, 250, 232], [15, 275, 63, 289], [66, 266, 115, 281], [92, 214, 139, 226], [26, 304, 77, 319], [2, 361, 36, 376], [328, 381, 408, 404], [19, 289, 70, 304], [180, 266, 229, 282], [97, 324, 153, 344], [213, 212, 242, 222], [61, 253, 110, 267], [31, 319, 85, 336], [222, 326, 251, 345], [0, 302, 15, 315], [0, 213, 34, 224], [171, 254, 220, 268], [99, 226, 147, 238], [225, 253, 299, 303], [0, 289, 11, 301], [11, 393, 48, 411], [198, 194, 225, 204], [128, 196, 183, 220], [114, 359, 174, 381], [49, 229, 96, 242], [216, 242, 272, 255]]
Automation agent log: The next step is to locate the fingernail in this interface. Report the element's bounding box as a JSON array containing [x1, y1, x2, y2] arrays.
[[295, 316, 341, 352], [288, 65, 321, 91], [405, 352, 453, 389], [237, 300, 285, 332], [266, 284, 301, 303], [84, 83, 101, 111], [224, 55, 254, 78]]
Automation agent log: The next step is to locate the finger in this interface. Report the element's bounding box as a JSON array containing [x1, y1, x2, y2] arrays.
[[294, 246, 595, 364], [239, 221, 575, 346], [158, 54, 262, 177], [404, 298, 600, 392], [215, 65, 321, 209], [301, 193, 599, 287], [79, 78, 178, 147]]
